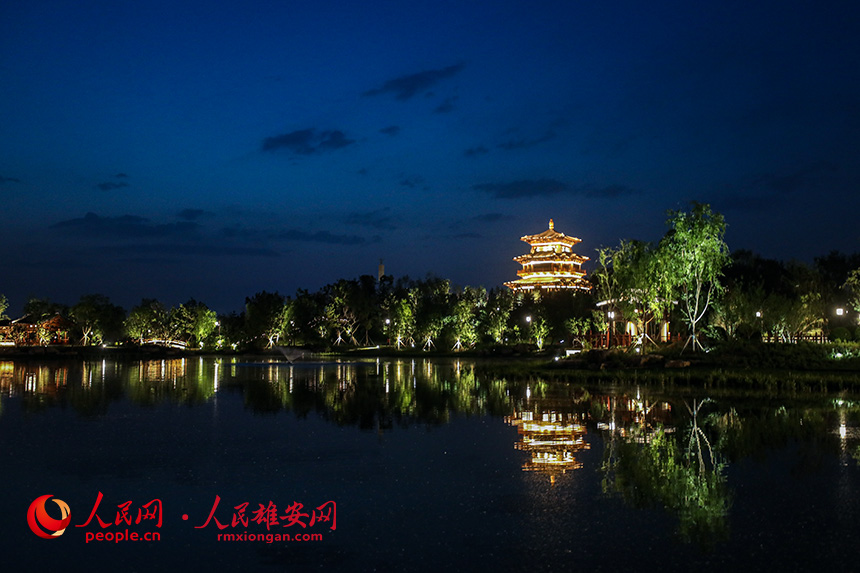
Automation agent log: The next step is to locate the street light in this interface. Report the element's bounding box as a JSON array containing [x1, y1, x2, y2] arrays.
[[607, 311, 615, 348]]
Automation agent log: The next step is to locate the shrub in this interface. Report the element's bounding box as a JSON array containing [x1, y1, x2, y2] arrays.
[[831, 327, 852, 342]]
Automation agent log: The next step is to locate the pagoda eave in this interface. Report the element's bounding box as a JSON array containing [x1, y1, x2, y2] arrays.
[[513, 253, 589, 264], [504, 278, 592, 292]]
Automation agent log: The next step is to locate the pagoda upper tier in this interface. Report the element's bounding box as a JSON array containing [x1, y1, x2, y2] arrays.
[[504, 219, 592, 292]]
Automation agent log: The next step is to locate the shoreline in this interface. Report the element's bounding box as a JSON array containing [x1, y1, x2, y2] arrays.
[[3, 342, 860, 384]]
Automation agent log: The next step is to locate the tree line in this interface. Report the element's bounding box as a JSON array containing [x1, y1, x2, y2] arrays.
[[2, 202, 860, 351]]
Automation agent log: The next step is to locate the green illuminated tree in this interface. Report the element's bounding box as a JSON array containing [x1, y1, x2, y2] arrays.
[[412, 276, 450, 350], [450, 286, 485, 350], [125, 299, 169, 343], [594, 240, 673, 347], [658, 203, 730, 351], [845, 269, 860, 316], [245, 291, 290, 348], [565, 316, 592, 348], [481, 288, 515, 343], [178, 299, 217, 348], [70, 294, 125, 345], [531, 316, 549, 350]]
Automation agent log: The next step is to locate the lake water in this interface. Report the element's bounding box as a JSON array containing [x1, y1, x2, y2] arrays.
[[2, 356, 859, 572]]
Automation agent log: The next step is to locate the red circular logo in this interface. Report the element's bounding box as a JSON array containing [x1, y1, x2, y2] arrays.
[[27, 495, 72, 539]]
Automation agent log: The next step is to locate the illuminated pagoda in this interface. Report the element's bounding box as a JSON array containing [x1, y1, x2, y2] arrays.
[[504, 219, 591, 292]]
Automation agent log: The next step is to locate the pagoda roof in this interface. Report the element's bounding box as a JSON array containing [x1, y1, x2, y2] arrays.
[[514, 251, 589, 264], [520, 219, 581, 246]]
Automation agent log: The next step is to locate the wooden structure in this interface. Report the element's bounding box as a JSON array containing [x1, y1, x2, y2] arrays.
[[505, 219, 591, 292], [0, 314, 73, 346]]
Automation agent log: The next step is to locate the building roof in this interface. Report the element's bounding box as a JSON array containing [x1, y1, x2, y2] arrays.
[[513, 251, 589, 265], [520, 219, 581, 247]]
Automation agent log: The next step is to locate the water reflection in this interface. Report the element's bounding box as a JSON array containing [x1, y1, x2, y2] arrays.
[[4, 356, 860, 550], [601, 398, 730, 544], [508, 409, 589, 481]]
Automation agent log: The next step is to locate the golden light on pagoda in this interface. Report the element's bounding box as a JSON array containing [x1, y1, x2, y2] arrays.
[[504, 219, 592, 292]]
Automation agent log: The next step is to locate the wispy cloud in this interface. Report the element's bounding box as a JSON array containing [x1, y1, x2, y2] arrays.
[[471, 212, 514, 224], [449, 212, 514, 231], [363, 63, 465, 100], [498, 130, 557, 150], [463, 146, 489, 158], [51, 212, 198, 239], [96, 181, 129, 191], [104, 243, 278, 257], [345, 208, 397, 231], [277, 229, 375, 245], [582, 184, 637, 198], [177, 208, 209, 221], [0, 176, 21, 184], [434, 96, 458, 113], [262, 128, 356, 155], [720, 161, 838, 211], [399, 175, 425, 189], [473, 179, 639, 199], [380, 125, 400, 136], [473, 179, 570, 199]]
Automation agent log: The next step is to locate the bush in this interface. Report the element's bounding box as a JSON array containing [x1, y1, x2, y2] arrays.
[[831, 327, 852, 342]]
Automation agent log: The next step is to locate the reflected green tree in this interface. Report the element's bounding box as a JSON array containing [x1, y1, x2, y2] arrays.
[[602, 399, 730, 544]]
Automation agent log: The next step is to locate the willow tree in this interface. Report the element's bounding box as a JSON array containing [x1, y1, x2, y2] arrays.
[[595, 240, 673, 347], [659, 203, 730, 351]]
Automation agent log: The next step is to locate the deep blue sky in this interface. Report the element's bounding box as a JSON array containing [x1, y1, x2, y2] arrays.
[[2, 0, 859, 313]]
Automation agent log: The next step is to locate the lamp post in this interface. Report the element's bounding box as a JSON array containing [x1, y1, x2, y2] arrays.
[[607, 311, 615, 348]]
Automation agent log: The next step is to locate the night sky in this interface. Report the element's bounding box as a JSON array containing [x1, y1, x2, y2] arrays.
[[2, 0, 859, 313]]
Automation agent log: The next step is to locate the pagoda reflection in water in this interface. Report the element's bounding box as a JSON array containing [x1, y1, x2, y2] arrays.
[[507, 409, 590, 483]]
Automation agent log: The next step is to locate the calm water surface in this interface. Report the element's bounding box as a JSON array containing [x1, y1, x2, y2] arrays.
[[2, 357, 859, 572]]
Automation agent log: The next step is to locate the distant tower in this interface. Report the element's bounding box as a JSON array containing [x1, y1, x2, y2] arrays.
[[378, 258, 385, 281]]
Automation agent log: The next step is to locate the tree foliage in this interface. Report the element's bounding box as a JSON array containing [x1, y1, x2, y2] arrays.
[[245, 291, 290, 348], [70, 294, 125, 345], [659, 203, 730, 351]]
